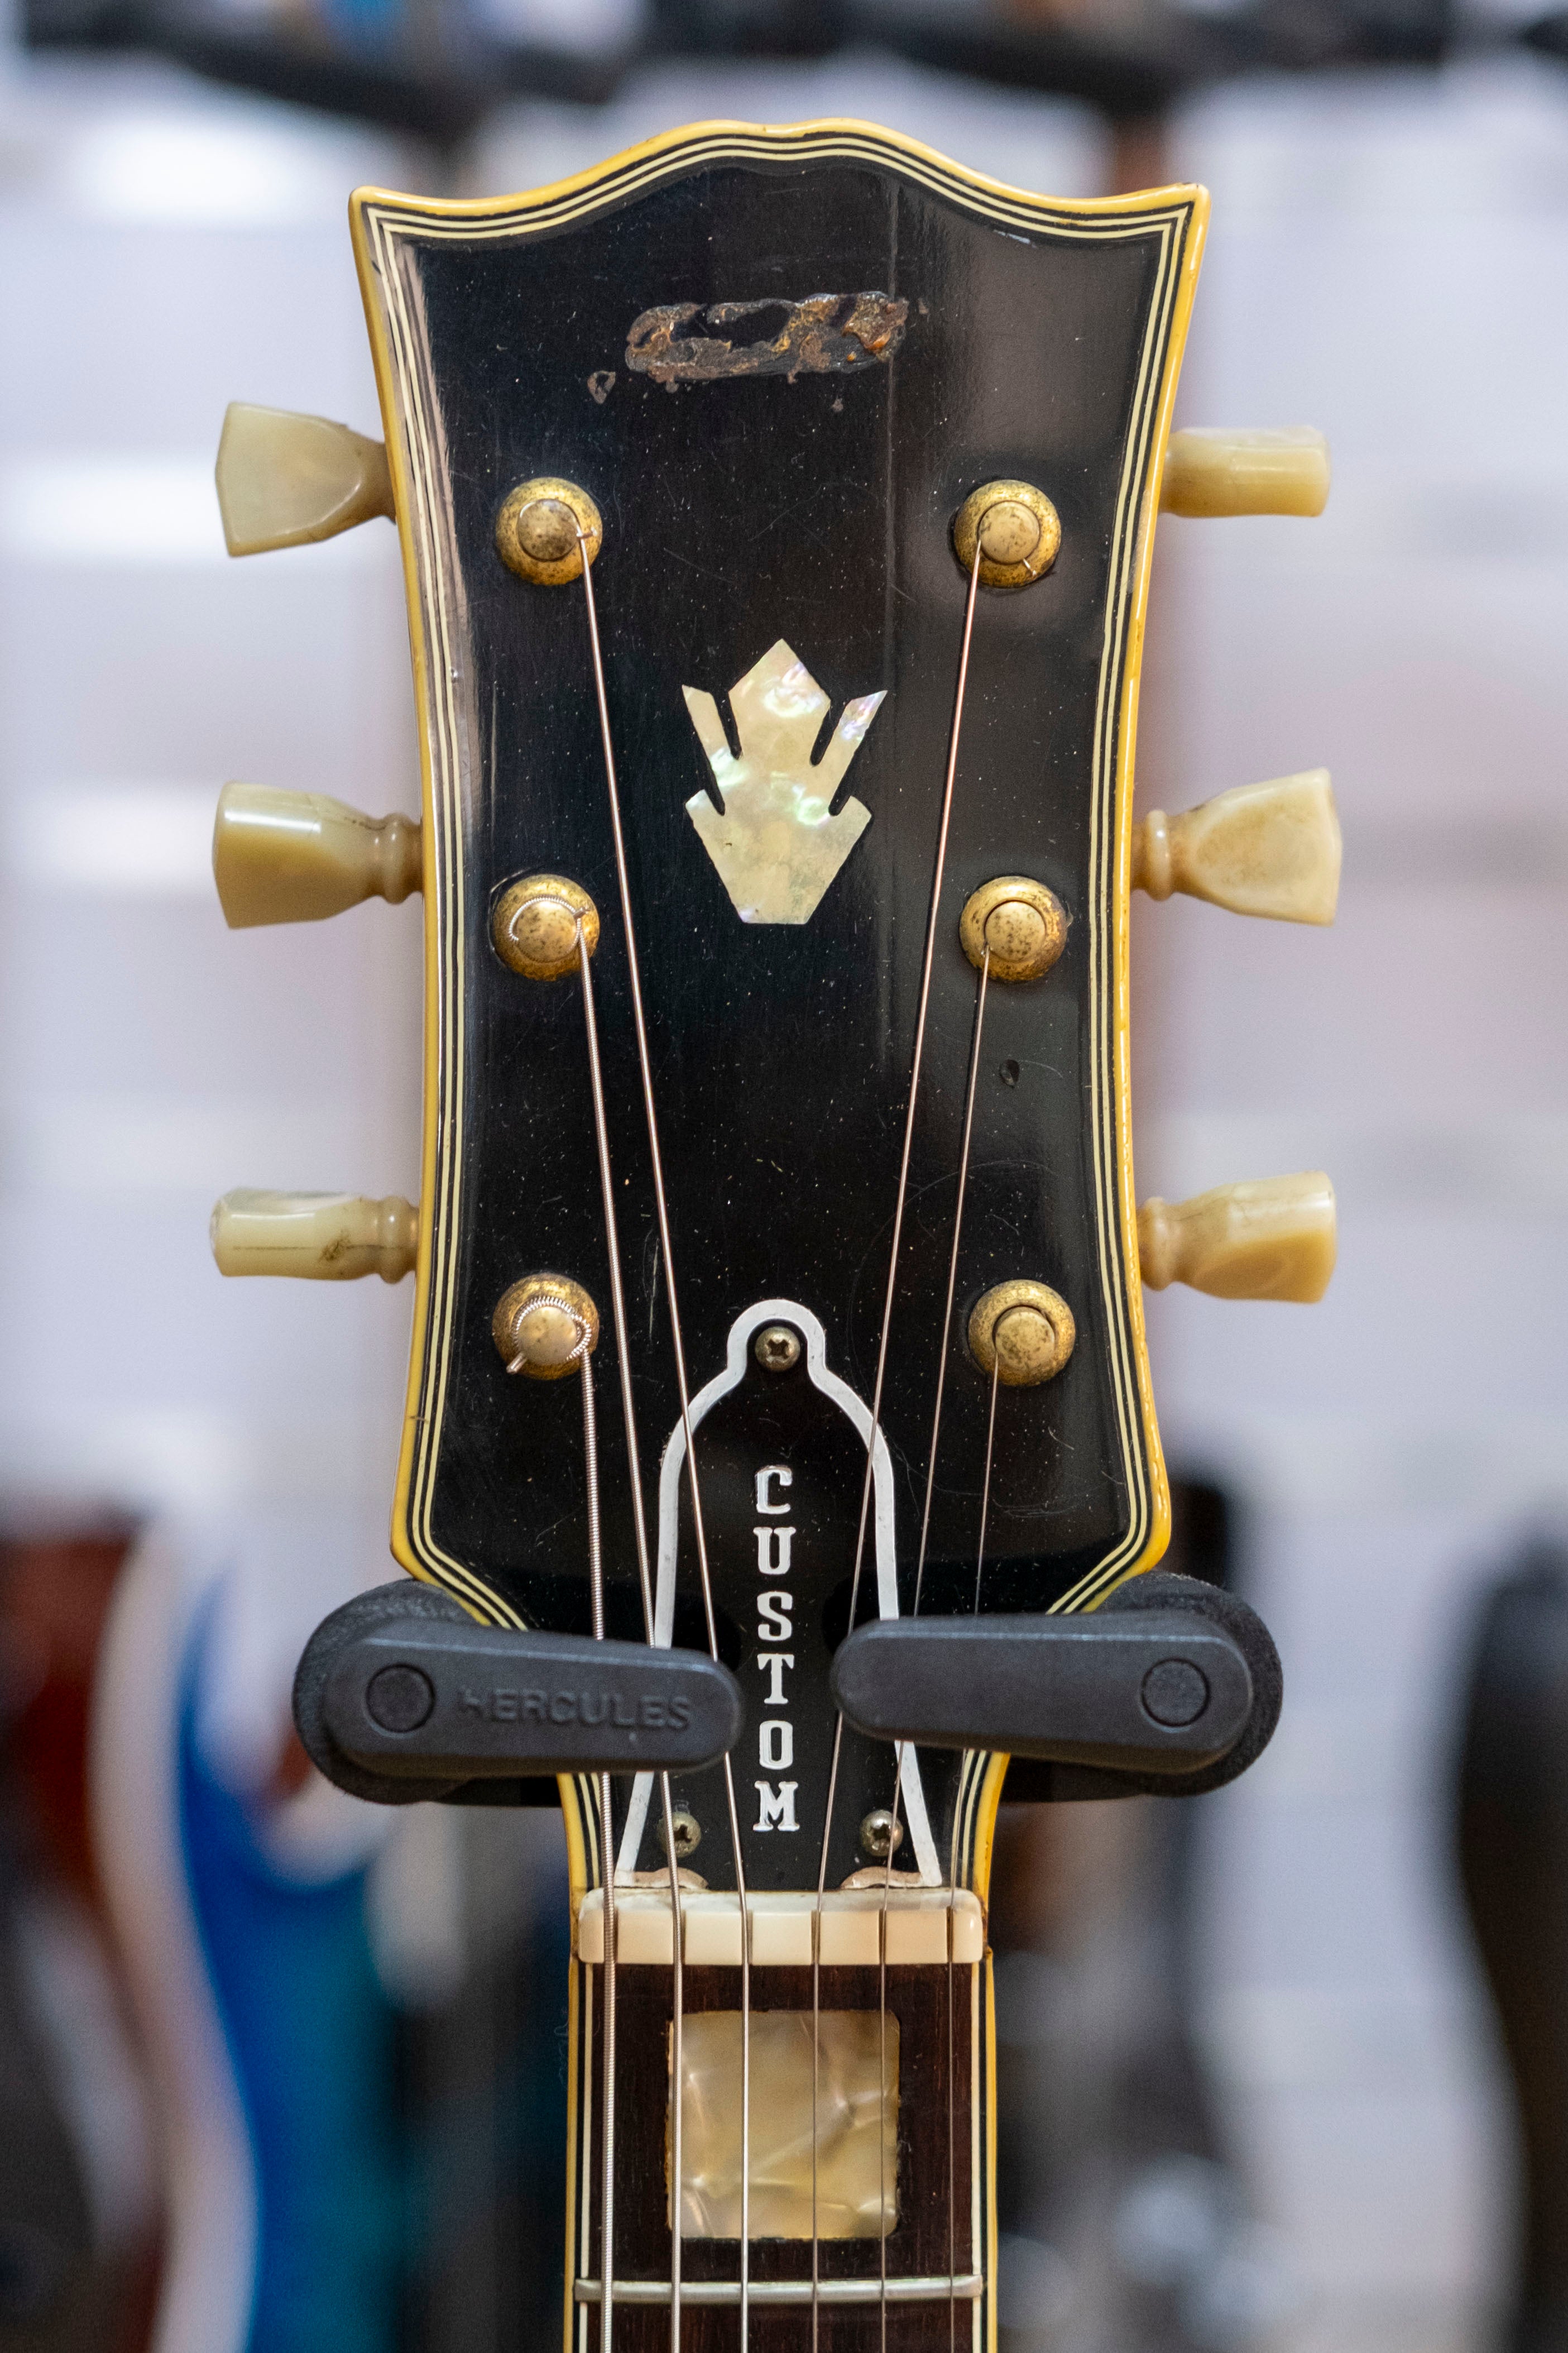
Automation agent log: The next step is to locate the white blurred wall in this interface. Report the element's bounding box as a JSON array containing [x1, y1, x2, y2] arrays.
[[1146, 60, 1568, 2353], [0, 61, 423, 1655]]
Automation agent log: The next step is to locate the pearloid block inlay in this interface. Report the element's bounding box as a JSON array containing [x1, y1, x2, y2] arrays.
[[674, 2010, 898, 2240]]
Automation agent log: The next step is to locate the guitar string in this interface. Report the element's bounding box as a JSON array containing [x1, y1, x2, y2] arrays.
[[961, 1356, 1003, 2351], [975, 1359, 1002, 1612], [963, 1365, 1001, 2334], [947, 1926, 957, 2353], [875, 937, 992, 2350], [913, 944, 992, 1611], [578, 538, 754, 2342], [811, 544, 985, 2351], [581, 1341, 618, 2353], [581, 524, 990, 2334], [576, 924, 687, 2350], [510, 1298, 615, 2349]]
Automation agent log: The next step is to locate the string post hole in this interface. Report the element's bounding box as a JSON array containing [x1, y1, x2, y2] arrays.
[[658, 1806, 703, 1860], [859, 1808, 903, 1860], [493, 1273, 600, 1378], [754, 1323, 802, 1373], [492, 872, 599, 979], [959, 876, 1067, 983], [951, 479, 1060, 590], [968, 1280, 1075, 1387], [495, 475, 602, 584]]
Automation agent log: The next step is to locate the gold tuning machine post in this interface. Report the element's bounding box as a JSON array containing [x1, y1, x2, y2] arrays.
[[1161, 428, 1330, 519], [215, 402, 394, 556], [492, 1274, 600, 1378], [210, 1191, 418, 1281], [1132, 770, 1340, 926], [213, 783, 421, 928], [1138, 1174, 1336, 1303], [495, 478, 602, 586], [968, 1280, 1076, 1385], [951, 480, 1061, 591]]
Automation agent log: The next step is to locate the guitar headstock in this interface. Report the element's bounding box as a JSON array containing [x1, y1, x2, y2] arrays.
[[208, 117, 1335, 2341]]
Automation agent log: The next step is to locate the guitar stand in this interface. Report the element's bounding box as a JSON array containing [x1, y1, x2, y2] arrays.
[[834, 1571, 1281, 1801], [292, 1580, 744, 1805], [296, 1568, 1278, 1809]]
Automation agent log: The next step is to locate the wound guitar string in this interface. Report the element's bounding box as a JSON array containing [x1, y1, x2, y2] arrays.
[[569, 508, 1007, 2350], [812, 543, 986, 2353], [879, 932, 994, 2353], [575, 915, 688, 2350], [577, 533, 755, 2345], [509, 1289, 622, 2345], [580, 1331, 619, 2353], [974, 1365, 1002, 1617]]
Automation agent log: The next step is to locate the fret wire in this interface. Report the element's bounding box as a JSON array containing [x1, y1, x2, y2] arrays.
[[577, 930, 686, 2349], [813, 544, 984, 2346], [578, 540, 751, 2342]]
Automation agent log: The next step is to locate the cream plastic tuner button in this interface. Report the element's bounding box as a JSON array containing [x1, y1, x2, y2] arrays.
[[1161, 428, 1330, 519], [214, 783, 421, 928], [1133, 771, 1339, 926], [210, 1191, 417, 1281], [215, 403, 394, 556], [1138, 1173, 1335, 1303]]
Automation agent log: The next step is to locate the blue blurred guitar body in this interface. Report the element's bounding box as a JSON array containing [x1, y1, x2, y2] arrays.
[[96, 1535, 403, 2353]]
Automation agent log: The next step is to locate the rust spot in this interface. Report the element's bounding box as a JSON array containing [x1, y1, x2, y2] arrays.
[[625, 293, 909, 385], [587, 369, 616, 404]]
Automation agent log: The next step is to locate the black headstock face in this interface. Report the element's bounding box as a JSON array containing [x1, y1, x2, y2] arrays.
[[356, 123, 1203, 1895]]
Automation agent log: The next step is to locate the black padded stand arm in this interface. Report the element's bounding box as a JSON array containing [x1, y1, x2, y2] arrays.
[[294, 1581, 743, 1807], [832, 1572, 1282, 1802]]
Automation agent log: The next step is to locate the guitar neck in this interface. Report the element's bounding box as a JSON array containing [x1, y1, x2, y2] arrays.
[[566, 1872, 990, 2347], [207, 109, 1334, 2353]]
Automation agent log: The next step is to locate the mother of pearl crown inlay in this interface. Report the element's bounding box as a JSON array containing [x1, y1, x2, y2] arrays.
[[683, 641, 885, 924]]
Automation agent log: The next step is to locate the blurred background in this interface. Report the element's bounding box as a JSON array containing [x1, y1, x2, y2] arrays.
[[1, 0, 1566, 2347]]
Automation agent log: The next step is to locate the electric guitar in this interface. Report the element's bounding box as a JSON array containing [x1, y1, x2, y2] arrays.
[[204, 118, 1338, 2353]]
